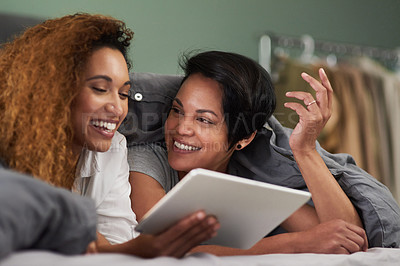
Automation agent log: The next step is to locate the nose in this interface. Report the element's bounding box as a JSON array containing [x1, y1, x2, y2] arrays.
[[105, 93, 124, 117], [176, 115, 195, 136]]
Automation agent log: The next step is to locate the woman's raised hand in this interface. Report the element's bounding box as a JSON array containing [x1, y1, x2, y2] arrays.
[[284, 68, 333, 154]]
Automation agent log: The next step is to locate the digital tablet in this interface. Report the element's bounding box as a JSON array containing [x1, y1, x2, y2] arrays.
[[135, 168, 311, 249]]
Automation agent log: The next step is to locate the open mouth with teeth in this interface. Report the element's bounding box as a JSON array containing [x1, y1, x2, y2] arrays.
[[174, 140, 201, 151], [90, 120, 117, 133]]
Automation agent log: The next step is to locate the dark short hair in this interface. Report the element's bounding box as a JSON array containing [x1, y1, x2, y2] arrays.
[[179, 50, 276, 147]]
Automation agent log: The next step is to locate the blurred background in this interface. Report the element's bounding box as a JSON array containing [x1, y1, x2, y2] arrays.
[[1, 0, 399, 74], [1, 0, 399, 202]]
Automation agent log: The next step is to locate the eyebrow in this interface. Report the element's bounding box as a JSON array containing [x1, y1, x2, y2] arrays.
[[86, 75, 132, 87], [173, 98, 219, 118], [123, 80, 132, 87], [86, 75, 112, 82]]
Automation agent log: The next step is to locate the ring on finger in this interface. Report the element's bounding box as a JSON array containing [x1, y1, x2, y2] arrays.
[[307, 100, 317, 106]]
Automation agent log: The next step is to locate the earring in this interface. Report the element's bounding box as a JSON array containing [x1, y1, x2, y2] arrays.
[[237, 144, 242, 150]]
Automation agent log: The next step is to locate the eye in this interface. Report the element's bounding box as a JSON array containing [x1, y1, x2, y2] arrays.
[[92, 87, 107, 93], [197, 117, 214, 125], [118, 91, 130, 99], [170, 106, 183, 116], [119, 84, 132, 100]]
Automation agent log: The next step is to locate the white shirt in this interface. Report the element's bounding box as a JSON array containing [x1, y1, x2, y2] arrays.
[[73, 131, 139, 244]]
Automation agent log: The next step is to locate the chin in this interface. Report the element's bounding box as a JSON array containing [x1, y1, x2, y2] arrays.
[[168, 158, 196, 172]]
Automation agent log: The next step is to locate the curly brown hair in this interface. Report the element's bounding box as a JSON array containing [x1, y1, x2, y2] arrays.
[[0, 13, 134, 189]]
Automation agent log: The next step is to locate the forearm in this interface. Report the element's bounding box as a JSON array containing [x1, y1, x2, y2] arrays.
[[96, 240, 136, 254], [94, 232, 122, 254], [293, 149, 362, 227], [190, 233, 304, 256], [95, 235, 151, 257]]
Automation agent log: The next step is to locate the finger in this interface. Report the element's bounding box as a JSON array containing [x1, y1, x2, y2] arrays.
[[345, 223, 369, 251], [301, 72, 329, 115], [285, 91, 317, 108], [85, 241, 98, 254], [340, 234, 364, 254], [172, 210, 208, 236], [362, 232, 369, 251], [335, 227, 367, 253], [284, 102, 309, 118], [162, 215, 219, 257], [285, 101, 324, 138], [347, 223, 369, 252], [336, 246, 351, 255], [170, 217, 219, 257], [153, 211, 207, 256], [156, 210, 207, 247], [318, 68, 333, 111]]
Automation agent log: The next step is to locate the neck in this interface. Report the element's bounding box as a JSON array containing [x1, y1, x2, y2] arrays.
[[177, 161, 230, 180], [178, 171, 187, 180], [177, 147, 235, 180]]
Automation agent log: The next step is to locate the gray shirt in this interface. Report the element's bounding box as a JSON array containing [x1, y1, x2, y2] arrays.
[[128, 143, 179, 192], [127, 142, 243, 193]]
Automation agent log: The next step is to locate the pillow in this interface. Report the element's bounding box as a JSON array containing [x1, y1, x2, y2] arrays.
[[0, 168, 97, 259]]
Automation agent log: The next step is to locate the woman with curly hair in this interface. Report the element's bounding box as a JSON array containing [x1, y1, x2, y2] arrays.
[[0, 13, 219, 258]]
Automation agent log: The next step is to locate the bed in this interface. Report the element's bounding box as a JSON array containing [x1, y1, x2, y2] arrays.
[[1, 248, 400, 266]]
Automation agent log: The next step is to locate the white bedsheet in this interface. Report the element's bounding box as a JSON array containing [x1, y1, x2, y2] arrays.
[[1, 248, 399, 266]]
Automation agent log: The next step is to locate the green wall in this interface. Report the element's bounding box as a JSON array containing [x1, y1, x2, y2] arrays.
[[1, 0, 399, 74]]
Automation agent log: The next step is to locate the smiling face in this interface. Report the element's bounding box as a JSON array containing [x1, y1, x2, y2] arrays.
[[165, 73, 235, 178], [71, 47, 131, 154]]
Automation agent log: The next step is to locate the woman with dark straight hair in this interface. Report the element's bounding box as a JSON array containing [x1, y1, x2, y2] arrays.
[[129, 50, 369, 255]]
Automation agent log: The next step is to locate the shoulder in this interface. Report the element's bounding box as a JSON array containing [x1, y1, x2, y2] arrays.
[[127, 143, 168, 167], [130, 142, 166, 154], [127, 143, 176, 191]]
